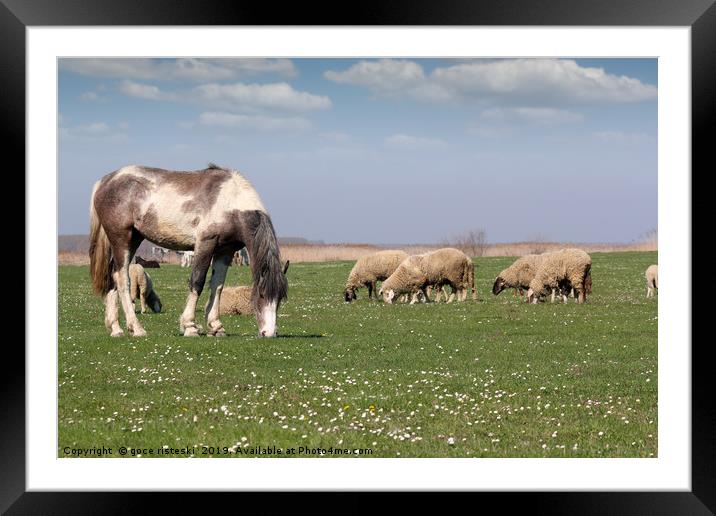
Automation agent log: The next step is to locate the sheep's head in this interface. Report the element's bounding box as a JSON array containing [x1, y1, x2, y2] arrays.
[[492, 277, 507, 295], [380, 288, 396, 304], [146, 291, 162, 313], [344, 287, 357, 302]]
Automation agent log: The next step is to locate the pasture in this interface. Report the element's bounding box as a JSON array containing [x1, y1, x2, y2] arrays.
[[58, 251, 657, 458]]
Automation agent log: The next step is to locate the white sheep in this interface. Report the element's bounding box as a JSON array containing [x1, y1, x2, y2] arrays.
[[215, 261, 289, 315], [128, 263, 162, 313], [645, 264, 658, 298], [216, 285, 253, 315], [492, 254, 546, 299], [344, 250, 409, 302], [379, 248, 476, 304], [526, 248, 592, 304]]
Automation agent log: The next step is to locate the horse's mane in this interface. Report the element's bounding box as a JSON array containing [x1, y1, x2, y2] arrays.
[[251, 212, 288, 307], [206, 162, 227, 170]]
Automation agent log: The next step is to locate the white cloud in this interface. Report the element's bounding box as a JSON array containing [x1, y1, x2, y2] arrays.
[[325, 59, 425, 95], [480, 107, 584, 125], [60, 58, 297, 81], [194, 82, 332, 112], [80, 91, 101, 101], [593, 131, 651, 143], [325, 58, 657, 105], [198, 112, 312, 132], [119, 80, 175, 101], [384, 133, 447, 150], [59, 121, 128, 142], [117, 80, 331, 113]]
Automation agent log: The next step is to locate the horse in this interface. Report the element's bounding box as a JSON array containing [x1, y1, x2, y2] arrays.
[[179, 250, 195, 268], [89, 163, 288, 338], [135, 255, 160, 268]]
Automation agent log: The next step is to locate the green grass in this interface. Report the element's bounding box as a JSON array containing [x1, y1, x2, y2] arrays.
[[58, 251, 657, 458]]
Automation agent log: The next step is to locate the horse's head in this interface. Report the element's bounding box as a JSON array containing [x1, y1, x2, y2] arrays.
[[254, 260, 289, 337]]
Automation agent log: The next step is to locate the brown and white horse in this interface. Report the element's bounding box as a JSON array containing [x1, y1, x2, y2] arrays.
[[89, 164, 288, 337]]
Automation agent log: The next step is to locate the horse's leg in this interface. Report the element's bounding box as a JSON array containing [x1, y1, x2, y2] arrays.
[[104, 284, 123, 337], [204, 250, 233, 337], [106, 228, 146, 336], [115, 246, 146, 336], [180, 241, 216, 336]]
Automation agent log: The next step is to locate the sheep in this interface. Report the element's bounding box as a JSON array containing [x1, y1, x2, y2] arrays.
[[645, 264, 658, 298], [344, 250, 409, 302], [526, 248, 592, 304], [216, 285, 253, 315], [216, 261, 289, 315], [492, 254, 546, 298], [379, 248, 476, 304], [128, 263, 162, 313], [233, 247, 249, 266]]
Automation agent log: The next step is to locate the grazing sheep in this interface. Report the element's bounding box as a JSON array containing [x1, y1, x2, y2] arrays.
[[180, 251, 194, 268], [128, 263, 162, 314], [233, 247, 249, 266], [527, 248, 592, 304], [379, 248, 476, 304], [135, 255, 160, 268], [344, 250, 409, 302], [645, 264, 658, 298], [492, 254, 546, 298], [493, 253, 565, 303], [216, 261, 290, 315]]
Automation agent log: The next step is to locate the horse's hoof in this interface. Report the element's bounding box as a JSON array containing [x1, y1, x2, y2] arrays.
[[131, 327, 147, 337], [110, 329, 124, 337], [183, 326, 200, 337]]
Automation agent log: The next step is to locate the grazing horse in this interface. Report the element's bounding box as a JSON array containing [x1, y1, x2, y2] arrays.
[[135, 255, 160, 268], [89, 164, 288, 337]]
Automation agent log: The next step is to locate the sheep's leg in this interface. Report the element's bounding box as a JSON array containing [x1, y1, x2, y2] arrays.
[[104, 287, 123, 337], [180, 239, 217, 337], [368, 282, 375, 300], [204, 250, 233, 337], [139, 282, 147, 314], [550, 289, 556, 303]]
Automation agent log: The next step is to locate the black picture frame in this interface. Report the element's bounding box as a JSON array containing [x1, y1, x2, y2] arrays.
[[7, 0, 711, 512]]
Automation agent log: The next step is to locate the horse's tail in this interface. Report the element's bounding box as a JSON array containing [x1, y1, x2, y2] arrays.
[[250, 211, 288, 305], [89, 181, 112, 296]]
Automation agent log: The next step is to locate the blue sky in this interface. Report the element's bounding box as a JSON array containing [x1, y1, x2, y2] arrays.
[[59, 58, 657, 244]]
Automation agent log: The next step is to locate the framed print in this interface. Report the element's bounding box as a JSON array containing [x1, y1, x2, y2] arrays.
[[7, 0, 713, 512]]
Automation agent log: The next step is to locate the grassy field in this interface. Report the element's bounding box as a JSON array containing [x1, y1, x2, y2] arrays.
[[58, 251, 657, 458]]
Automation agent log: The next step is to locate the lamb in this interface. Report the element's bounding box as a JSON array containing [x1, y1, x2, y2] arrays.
[[128, 263, 162, 313], [216, 261, 289, 315], [645, 264, 658, 298], [379, 248, 476, 304], [526, 248, 592, 304], [344, 250, 409, 302]]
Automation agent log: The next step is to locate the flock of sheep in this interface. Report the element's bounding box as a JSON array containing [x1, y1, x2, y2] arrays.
[[343, 247, 658, 306], [124, 247, 658, 318]]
